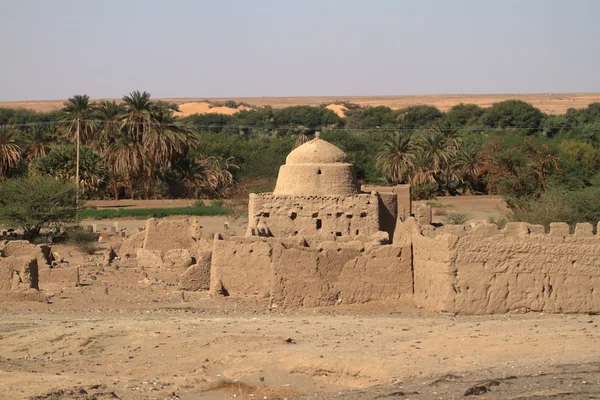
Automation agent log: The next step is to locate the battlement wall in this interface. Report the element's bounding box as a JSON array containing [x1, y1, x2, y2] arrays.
[[413, 221, 600, 314]]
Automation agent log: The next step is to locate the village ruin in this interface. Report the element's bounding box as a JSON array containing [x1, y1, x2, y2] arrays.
[[1, 135, 599, 314]]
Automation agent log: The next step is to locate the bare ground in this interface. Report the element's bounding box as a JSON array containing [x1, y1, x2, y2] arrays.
[[1, 280, 598, 399], [2, 196, 599, 399]]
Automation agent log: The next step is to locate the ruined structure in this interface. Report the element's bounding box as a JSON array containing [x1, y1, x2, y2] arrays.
[[116, 135, 600, 315], [0, 240, 80, 301], [247, 133, 401, 243]]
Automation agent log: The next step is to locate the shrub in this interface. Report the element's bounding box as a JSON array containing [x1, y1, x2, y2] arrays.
[[411, 182, 438, 200], [211, 199, 224, 207], [64, 225, 98, 254], [0, 177, 76, 238], [488, 216, 508, 229], [510, 186, 600, 230], [32, 144, 108, 196], [444, 212, 471, 225]]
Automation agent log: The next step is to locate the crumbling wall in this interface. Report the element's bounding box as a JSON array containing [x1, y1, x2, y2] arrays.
[[361, 184, 411, 221], [0, 256, 45, 301], [337, 244, 413, 304], [210, 236, 276, 297], [248, 193, 383, 245], [38, 266, 80, 288], [377, 193, 398, 241], [0, 240, 53, 267], [116, 218, 212, 270], [211, 236, 414, 307], [179, 251, 212, 291], [413, 221, 600, 314], [143, 218, 211, 259]]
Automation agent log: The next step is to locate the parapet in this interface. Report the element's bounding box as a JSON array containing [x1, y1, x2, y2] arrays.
[[418, 221, 600, 240]]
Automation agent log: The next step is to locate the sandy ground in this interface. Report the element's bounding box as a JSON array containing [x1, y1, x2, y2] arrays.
[[2, 195, 599, 399], [1, 284, 599, 399], [414, 195, 511, 225], [2, 93, 599, 115]]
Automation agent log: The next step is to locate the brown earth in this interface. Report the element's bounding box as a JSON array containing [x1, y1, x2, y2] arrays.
[[2, 196, 599, 399], [2, 93, 600, 116]]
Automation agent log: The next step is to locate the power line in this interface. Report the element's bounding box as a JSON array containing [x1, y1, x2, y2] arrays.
[[0, 119, 599, 132]]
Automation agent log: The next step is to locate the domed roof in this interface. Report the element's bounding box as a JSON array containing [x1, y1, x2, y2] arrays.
[[286, 134, 349, 165]]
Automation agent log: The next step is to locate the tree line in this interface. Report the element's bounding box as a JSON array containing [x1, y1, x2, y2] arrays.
[[1, 94, 600, 227]]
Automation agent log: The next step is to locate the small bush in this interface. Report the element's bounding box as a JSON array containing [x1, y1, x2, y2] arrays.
[[77, 241, 97, 255], [488, 216, 508, 229], [444, 212, 471, 225], [64, 225, 98, 254], [411, 183, 438, 200], [432, 208, 448, 216], [211, 199, 224, 207]]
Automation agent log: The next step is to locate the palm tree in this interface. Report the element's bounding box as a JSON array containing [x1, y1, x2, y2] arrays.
[[104, 133, 144, 199], [176, 154, 238, 198], [375, 131, 415, 184], [58, 94, 99, 207], [19, 125, 56, 163], [95, 100, 124, 152], [59, 94, 98, 144], [416, 130, 455, 177], [292, 133, 309, 150], [410, 148, 436, 185], [455, 142, 481, 194], [121, 90, 155, 143], [0, 128, 22, 176], [145, 102, 193, 179]]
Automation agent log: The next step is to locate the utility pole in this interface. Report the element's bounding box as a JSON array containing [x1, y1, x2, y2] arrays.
[[75, 118, 80, 214]]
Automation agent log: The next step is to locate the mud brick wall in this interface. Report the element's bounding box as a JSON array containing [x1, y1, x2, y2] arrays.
[[413, 222, 600, 314], [211, 236, 413, 307], [248, 193, 385, 245]]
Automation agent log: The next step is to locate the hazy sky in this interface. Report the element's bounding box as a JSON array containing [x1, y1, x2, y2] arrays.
[[1, 0, 599, 101]]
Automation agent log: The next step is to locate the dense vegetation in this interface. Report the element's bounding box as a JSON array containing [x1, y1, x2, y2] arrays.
[[1, 93, 600, 228]]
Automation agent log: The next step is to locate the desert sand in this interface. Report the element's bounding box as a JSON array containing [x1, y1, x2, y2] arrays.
[[2, 93, 599, 116], [0, 197, 599, 399]]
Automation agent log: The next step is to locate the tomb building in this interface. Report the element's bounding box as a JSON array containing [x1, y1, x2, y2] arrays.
[[247, 134, 400, 244]]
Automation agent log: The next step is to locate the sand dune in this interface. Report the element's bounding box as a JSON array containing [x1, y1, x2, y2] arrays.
[[325, 103, 348, 117], [2, 93, 599, 116], [173, 101, 249, 117]]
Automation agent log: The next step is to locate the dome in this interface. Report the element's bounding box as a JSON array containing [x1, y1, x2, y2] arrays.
[[273, 134, 359, 197], [286, 135, 348, 164]]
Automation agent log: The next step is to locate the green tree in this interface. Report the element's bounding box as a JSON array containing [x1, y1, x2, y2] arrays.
[[95, 100, 125, 151], [0, 176, 76, 238], [445, 103, 485, 127], [59, 94, 99, 144], [375, 131, 415, 184], [18, 125, 56, 164], [0, 127, 22, 176], [454, 142, 481, 194], [395, 105, 444, 128], [104, 133, 143, 199], [479, 100, 544, 135], [32, 144, 108, 196], [144, 101, 194, 184]]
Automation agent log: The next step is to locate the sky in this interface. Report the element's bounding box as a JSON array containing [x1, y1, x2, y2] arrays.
[[0, 0, 599, 101]]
